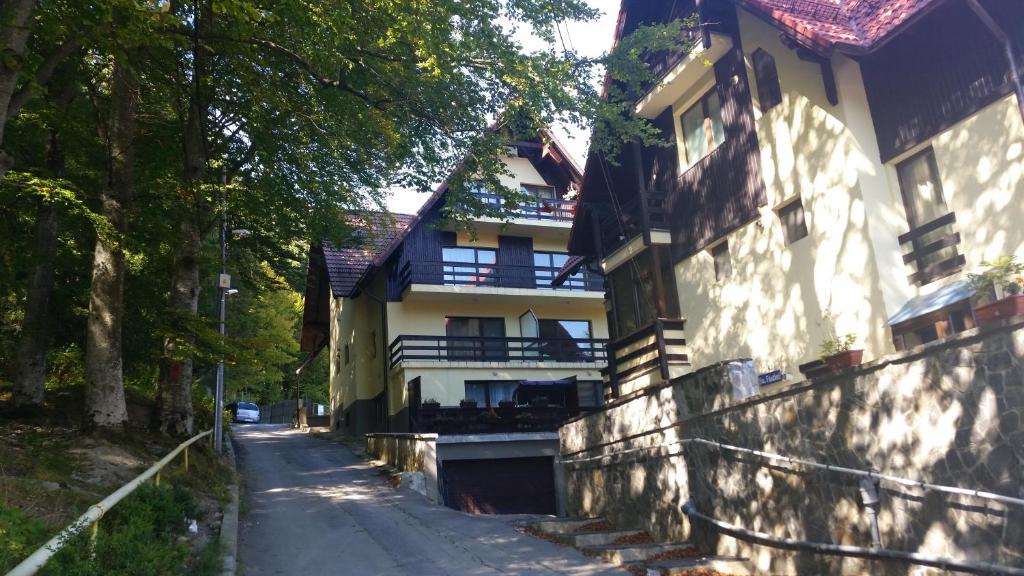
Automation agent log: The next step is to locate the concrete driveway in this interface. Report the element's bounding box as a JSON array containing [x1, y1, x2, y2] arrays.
[[233, 424, 626, 575]]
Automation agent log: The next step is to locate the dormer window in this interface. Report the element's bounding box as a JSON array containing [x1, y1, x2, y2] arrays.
[[678, 87, 726, 167]]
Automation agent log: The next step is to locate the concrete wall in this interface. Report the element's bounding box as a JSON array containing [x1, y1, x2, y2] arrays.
[[560, 320, 1024, 575], [664, 8, 1024, 381], [329, 274, 389, 435], [366, 433, 441, 503]]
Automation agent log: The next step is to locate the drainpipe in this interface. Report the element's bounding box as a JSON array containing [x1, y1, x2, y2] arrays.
[[364, 289, 390, 432], [966, 0, 1024, 124]]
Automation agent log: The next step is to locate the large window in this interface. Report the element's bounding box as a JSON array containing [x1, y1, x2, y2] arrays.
[[464, 381, 519, 407], [521, 183, 556, 200], [534, 252, 585, 289], [538, 319, 593, 361], [442, 246, 496, 285], [445, 317, 506, 360], [896, 148, 958, 275], [609, 252, 658, 338], [679, 88, 726, 166], [712, 242, 732, 282]]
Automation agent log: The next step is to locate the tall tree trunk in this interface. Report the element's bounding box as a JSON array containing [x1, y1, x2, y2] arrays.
[[84, 60, 137, 429], [13, 130, 63, 408], [156, 89, 206, 436], [0, 0, 36, 177], [157, 217, 200, 436]]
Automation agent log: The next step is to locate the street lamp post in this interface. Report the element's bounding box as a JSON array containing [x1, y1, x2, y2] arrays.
[[212, 206, 250, 452]]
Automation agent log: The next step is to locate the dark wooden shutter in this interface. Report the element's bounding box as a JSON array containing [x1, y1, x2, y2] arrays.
[[497, 235, 534, 288]]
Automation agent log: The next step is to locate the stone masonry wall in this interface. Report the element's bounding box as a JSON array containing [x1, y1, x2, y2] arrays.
[[559, 321, 1024, 575]]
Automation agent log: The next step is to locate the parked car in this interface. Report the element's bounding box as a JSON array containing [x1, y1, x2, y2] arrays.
[[229, 401, 261, 424]]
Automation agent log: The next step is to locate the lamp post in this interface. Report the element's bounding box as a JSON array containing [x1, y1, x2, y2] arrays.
[[212, 216, 251, 453]]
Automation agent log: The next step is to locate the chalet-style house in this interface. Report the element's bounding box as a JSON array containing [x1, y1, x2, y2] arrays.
[[301, 131, 607, 513], [562, 0, 1024, 397]]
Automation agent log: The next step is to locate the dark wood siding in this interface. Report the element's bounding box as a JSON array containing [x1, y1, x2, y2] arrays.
[[388, 205, 447, 299], [862, 0, 1024, 162], [442, 457, 555, 514], [496, 235, 534, 288], [669, 43, 767, 260]]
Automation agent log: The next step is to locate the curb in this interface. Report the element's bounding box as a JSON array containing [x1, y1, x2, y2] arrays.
[[220, 433, 240, 576]]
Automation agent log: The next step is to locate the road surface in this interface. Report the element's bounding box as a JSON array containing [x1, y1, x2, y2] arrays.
[[234, 424, 625, 575]]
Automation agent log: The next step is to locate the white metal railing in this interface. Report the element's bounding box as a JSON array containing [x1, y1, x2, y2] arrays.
[[560, 436, 1024, 509], [5, 429, 214, 576]]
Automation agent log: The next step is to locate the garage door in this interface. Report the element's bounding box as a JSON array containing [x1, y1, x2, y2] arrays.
[[442, 456, 555, 514]]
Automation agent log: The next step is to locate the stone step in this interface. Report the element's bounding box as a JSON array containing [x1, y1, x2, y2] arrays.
[[645, 556, 754, 575], [528, 517, 607, 535], [569, 529, 650, 547], [583, 542, 698, 564]]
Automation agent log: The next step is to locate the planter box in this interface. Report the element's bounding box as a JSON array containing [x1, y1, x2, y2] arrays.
[[459, 401, 478, 409], [825, 349, 864, 373], [974, 294, 1024, 327]]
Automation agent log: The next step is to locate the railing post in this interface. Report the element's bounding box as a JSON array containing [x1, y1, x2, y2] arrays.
[[184, 446, 189, 473], [89, 520, 99, 559], [155, 470, 161, 487], [656, 319, 670, 382]]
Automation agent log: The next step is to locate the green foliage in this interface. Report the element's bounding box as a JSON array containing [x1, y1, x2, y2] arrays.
[[0, 504, 51, 571], [968, 256, 1024, 300], [819, 333, 857, 359]]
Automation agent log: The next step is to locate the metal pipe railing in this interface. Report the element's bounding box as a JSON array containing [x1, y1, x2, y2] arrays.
[[560, 437, 1024, 509], [6, 429, 214, 576], [681, 501, 1024, 576]]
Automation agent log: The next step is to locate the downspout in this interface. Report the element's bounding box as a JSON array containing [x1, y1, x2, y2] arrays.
[[364, 289, 390, 432], [966, 0, 1024, 124]]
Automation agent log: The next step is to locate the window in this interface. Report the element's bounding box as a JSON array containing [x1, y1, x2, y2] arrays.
[[891, 301, 974, 351], [779, 199, 808, 245], [576, 381, 603, 408], [607, 247, 675, 339], [679, 88, 726, 166], [441, 246, 496, 285], [712, 242, 732, 282], [445, 317, 506, 360], [464, 381, 519, 407], [538, 319, 593, 361], [752, 49, 782, 111], [896, 148, 959, 276], [521, 183, 556, 200], [534, 252, 586, 289]]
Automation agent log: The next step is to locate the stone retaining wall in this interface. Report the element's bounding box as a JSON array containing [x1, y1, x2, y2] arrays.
[[365, 433, 440, 502], [559, 321, 1024, 575]]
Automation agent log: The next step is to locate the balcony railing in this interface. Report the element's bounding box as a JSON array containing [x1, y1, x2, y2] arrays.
[[474, 192, 576, 221], [603, 318, 689, 396], [898, 212, 965, 286], [389, 335, 609, 367], [410, 405, 587, 434], [397, 261, 604, 292], [597, 190, 670, 256]]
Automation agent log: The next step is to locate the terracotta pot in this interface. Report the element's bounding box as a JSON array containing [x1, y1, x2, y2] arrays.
[[825, 349, 864, 373], [974, 294, 1024, 327]]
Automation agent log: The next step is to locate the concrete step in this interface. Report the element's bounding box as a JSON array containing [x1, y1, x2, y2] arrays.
[[583, 542, 698, 564], [528, 517, 607, 535], [569, 529, 650, 547], [645, 556, 754, 575]]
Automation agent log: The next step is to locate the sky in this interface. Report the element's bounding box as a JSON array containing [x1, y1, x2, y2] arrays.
[[385, 1, 621, 215]]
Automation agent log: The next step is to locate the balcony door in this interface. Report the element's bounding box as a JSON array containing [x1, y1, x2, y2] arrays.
[[442, 247, 496, 286], [538, 319, 593, 361], [896, 148, 961, 283], [445, 317, 506, 360]]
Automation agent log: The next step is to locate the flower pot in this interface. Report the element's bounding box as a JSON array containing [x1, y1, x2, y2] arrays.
[[459, 400, 478, 409], [974, 294, 1024, 327], [825, 349, 864, 373]]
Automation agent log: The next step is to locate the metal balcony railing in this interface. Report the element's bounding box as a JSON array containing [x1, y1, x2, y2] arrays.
[[397, 261, 604, 292], [474, 192, 576, 221]]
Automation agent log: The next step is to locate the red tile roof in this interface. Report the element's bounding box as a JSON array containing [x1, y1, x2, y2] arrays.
[[322, 213, 415, 298], [738, 0, 939, 52]]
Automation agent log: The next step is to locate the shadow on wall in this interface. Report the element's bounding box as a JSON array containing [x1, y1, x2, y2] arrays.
[[562, 322, 1024, 575]]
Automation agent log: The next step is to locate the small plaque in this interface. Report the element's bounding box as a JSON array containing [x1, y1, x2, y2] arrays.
[[758, 369, 786, 386], [218, 273, 232, 289]]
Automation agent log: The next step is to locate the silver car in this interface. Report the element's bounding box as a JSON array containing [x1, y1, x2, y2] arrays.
[[232, 401, 260, 423]]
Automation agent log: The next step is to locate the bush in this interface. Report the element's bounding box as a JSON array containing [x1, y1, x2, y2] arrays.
[[0, 504, 51, 572]]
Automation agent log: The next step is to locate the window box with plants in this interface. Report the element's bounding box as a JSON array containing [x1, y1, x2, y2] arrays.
[[421, 398, 441, 410], [969, 256, 1024, 327], [459, 398, 478, 409], [820, 333, 863, 374]]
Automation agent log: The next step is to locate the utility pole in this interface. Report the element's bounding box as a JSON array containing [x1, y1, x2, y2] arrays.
[[214, 197, 228, 453]]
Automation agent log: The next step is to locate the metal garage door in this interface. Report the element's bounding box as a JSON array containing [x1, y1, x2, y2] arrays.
[[441, 456, 556, 514]]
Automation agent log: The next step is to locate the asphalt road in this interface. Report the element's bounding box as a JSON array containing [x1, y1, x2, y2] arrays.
[[233, 424, 626, 576]]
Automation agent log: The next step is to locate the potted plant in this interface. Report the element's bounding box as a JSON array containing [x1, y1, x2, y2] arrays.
[[968, 256, 1024, 326], [819, 333, 863, 373], [421, 398, 440, 410], [497, 399, 516, 409], [459, 398, 478, 409]]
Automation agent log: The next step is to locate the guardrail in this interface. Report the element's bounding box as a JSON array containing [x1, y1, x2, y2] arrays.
[[6, 429, 214, 576]]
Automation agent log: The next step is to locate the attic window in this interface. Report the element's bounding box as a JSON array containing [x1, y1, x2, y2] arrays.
[[753, 49, 782, 112]]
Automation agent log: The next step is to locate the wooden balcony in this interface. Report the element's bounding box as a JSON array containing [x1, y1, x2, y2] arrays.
[[898, 212, 965, 286], [397, 261, 604, 293], [389, 335, 609, 367], [597, 190, 670, 258], [473, 192, 576, 222], [603, 318, 690, 396], [410, 405, 588, 434]]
